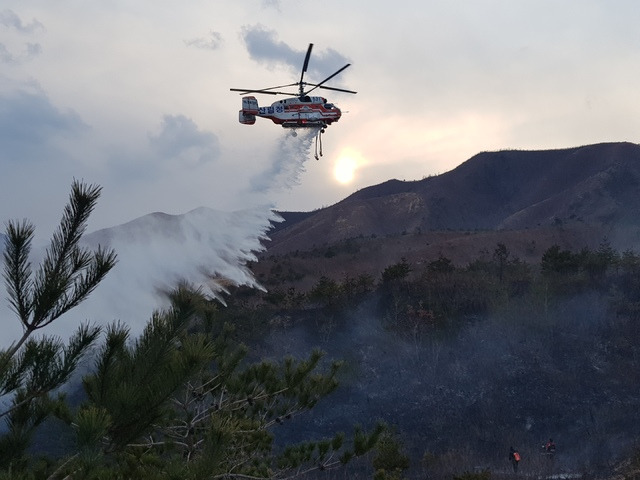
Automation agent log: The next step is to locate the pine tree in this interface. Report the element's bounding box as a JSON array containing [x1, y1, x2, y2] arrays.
[[0, 180, 117, 468], [63, 286, 383, 479]]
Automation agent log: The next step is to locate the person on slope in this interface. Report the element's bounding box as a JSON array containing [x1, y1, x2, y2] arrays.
[[543, 438, 556, 457], [509, 446, 521, 473]]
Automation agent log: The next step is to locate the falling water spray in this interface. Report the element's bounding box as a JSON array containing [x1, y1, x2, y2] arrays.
[[249, 128, 320, 193], [0, 128, 321, 345]]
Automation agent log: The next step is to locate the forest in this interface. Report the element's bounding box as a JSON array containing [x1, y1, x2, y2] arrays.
[[2, 182, 640, 479], [221, 235, 640, 478]]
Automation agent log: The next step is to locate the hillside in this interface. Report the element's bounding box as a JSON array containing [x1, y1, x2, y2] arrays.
[[266, 142, 640, 257], [237, 143, 640, 477]]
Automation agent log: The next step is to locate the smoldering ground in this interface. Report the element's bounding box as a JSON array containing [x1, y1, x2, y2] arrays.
[[258, 291, 640, 477]]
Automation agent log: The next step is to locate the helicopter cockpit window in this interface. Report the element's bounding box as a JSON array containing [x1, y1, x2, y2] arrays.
[[324, 103, 334, 109]]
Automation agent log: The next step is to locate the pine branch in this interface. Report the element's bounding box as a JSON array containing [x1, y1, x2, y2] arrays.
[[29, 180, 116, 330], [2, 220, 35, 328], [45, 453, 78, 480], [44, 246, 117, 326], [0, 324, 100, 420], [0, 350, 25, 396]]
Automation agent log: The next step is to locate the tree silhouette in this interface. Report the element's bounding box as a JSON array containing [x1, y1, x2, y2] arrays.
[[0, 180, 116, 467], [492, 243, 509, 283], [63, 287, 383, 479]]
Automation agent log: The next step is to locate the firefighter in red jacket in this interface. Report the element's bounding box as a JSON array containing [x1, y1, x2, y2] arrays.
[[509, 446, 521, 472]]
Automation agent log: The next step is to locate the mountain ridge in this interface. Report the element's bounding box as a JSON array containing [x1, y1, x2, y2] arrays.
[[266, 142, 640, 255]]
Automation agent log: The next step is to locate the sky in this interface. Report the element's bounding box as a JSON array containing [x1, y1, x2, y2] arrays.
[[3, 0, 640, 240], [2, 1, 640, 342]]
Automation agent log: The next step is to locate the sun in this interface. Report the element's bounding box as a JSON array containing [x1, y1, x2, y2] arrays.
[[334, 157, 356, 184], [333, 150, 362, 184]]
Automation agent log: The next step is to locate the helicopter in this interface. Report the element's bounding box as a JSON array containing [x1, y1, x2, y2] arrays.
[[230, 43, 356, 159]]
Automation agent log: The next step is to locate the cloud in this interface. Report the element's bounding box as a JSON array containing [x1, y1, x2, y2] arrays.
[[261, 0, 281, 11], [0, 9, 43, 66], [0, 41, 42, 64], [25, 42, 41, 56], [0, 44, 14, 64], [240, 25, 350, 81], [184, 30, 223, 50], [240, 25, 299, 68], [0, 89, 88, 164], [0, 9, 44, 34], [148, 114, 220, 166]]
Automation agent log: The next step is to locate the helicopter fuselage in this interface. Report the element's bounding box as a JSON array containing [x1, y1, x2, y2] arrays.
[[239, 95, 342, 128]]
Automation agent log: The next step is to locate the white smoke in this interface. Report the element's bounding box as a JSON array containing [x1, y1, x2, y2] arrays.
[[1, 131, 315, 347]]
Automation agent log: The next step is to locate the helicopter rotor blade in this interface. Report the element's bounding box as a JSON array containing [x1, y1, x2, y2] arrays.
[[229, 83, 298, 93], [230, 88, 278, 95], [303, 64, 351, 96], [315, 85, 357, 94], [230, 88, 298, 96], [232, 44, 355, 98], [230, 83, 299, 95], [262, 82, 299, 91], [299, 43, 313, 86]]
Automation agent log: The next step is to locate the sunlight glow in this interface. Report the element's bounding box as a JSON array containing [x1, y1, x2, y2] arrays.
[[333, 149, 364, 184]]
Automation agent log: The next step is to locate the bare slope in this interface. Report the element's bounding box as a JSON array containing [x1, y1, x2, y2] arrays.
[[267, 142, 640, 255]]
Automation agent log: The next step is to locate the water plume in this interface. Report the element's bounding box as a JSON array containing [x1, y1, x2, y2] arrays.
[[1, 130, 317, 345], [249, 128, 319, 193]]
